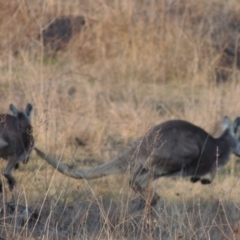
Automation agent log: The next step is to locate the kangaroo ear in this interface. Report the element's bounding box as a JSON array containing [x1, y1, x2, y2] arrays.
[[25, 104, 33, 119], [9, 104, 19, 117], [221, 116, 232, 132], [233, 117, 240, 137]]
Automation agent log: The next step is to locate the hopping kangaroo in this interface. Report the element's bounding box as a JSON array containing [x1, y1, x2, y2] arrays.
[[35, 117, 240, 208], [0, 104, 34, 191]]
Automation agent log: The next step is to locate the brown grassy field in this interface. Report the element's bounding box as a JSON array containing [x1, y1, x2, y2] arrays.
[[1, 0, 240, 239]]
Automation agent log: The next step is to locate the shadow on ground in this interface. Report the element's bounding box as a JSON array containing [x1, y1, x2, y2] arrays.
[[1, 194, 240, 240]]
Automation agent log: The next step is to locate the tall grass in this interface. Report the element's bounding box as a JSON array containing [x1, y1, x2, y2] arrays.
[[0, 0, 240, 239]]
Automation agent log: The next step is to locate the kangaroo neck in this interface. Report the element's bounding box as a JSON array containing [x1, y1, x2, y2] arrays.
[[216, 130, 235, 166]]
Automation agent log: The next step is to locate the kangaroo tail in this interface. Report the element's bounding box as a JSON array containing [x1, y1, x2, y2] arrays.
[[34, 147, 129, 180]]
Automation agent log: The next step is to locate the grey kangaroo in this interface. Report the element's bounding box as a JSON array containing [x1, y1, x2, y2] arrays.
[[35, 116, 240, 209], [0, 104, 34, 191]]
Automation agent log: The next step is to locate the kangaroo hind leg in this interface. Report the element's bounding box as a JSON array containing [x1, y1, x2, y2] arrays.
[[129, 165, 160, 210]]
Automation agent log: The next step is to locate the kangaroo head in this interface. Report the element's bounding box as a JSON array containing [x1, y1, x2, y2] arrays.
[[221, 116, 240, 157], [232, 116, 240, 157]]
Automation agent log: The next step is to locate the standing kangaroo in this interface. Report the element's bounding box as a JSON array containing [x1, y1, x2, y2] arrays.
[[0, 104, 34, 191], [35, 117, 240, 208]]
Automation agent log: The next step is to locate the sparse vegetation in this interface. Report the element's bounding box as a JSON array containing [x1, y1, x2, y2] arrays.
[[1, 0, 240, 239]]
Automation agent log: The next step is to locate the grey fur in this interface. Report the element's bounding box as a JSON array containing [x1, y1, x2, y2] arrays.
[[35, 117, 240, 208], [0, 104, 34, 191]]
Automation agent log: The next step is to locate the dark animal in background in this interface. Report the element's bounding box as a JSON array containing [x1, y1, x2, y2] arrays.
[[0, 104, 34, 191], [212, 18, 240, 82], [35, 117, 240, 209], [39, 16, 85, 56], [216, 41, 240, 82]]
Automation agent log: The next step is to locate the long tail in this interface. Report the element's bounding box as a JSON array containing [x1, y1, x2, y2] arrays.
[[34, 147, 129, 180]]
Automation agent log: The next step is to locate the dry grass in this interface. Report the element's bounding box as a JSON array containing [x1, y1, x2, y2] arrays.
[[0, 0, 240, 239]]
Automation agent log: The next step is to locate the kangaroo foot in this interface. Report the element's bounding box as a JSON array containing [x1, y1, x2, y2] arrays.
[[200, 178, 212, 184], [190, 177, 200, 183]]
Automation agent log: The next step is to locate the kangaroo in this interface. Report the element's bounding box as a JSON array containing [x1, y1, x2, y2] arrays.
[[0, 104, 34, 191], [34, 116, 240, 209]]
